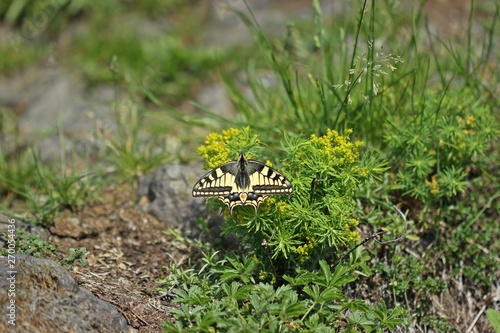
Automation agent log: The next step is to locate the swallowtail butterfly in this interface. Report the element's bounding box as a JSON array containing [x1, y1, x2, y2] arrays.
[[192, 153, 293, 213]]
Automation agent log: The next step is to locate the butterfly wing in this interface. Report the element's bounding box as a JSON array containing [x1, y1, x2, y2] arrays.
[[220, 193, 267, 213], [246, 160, 294, 195], [192, 161, 238, 197], [192, 154, 293, 213]]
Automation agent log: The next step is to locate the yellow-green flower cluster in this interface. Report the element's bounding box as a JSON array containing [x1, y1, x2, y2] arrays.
[[351, 165, 369, 178], [458, 114, 476, 136], [292, 236, 317, 262], [197, 132, 231, 170], [275, 201, 291, 215], [348, 223, 361, 243], [343, 219, 361, 243], [197, 127, 260, 169], [259, 270, 276, 284], [425, 174, 440, 195], [259, 196, 276, 213], [309, 129, 364, 166], [349, 230, 361, 243]]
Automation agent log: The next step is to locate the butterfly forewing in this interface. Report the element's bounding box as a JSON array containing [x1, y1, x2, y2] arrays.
[[192, 161, 238, 197], [247, 162, 293, 195]]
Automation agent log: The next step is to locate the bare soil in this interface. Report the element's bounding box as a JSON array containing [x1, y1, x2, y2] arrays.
[[48, 183, 186, 333]]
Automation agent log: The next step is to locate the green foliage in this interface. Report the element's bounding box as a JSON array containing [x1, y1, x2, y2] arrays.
[[0, 148, 37, 203], [369, 172, 499, 331], [0, 110, 35, 201], [1, 0, 227, 100], [196, 127, 386, 273], [122, 0, 187, 18], [184, 1, 499, 331], [139, 37, 224, 101], [161, 247, 406, 332], [418, 314, 458, 333], [162, 124, 407, 331], [214, 0, 405, 144], [0, 40, 48, 74], [440, 185, 500, 287], [68, 5, 227, 102], [73, 30, 223, 100], [376, 249, 447, 302], [27, 157, 96, 225], [0, 0, 121, 63], [1, 0, 68, 25], [62, 247, 89, 267], [102, 99, 166, 179], [1, 229, 58, 258], [487, 309, 500, 333], [1, 229, 87, 266], [0, 148, 96, 224], [384, 88, 499, 205]]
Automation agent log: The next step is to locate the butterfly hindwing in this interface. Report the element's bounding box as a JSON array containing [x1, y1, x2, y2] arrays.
[[220, 194, 268, 212], [192, 153, 293, 213]]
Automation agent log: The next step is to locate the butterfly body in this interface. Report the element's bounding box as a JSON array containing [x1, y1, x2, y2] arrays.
[[192, 153, 293, 213]]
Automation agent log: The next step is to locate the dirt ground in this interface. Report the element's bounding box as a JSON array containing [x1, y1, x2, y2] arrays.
[[48, 183, 186, 333]]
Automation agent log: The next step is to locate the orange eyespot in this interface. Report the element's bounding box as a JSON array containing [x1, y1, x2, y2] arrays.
[[239, 192, 248, 203]]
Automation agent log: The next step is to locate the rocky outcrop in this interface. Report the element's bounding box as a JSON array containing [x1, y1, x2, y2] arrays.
[[0, 254, 135, 333]]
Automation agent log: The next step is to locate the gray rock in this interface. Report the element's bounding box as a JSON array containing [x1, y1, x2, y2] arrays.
[[195, 83, 234, 119], [138, 163, 223, 237], [0, 254, 135, 333], [0, 66, 115, 163], [203, 0, 346, 47]]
